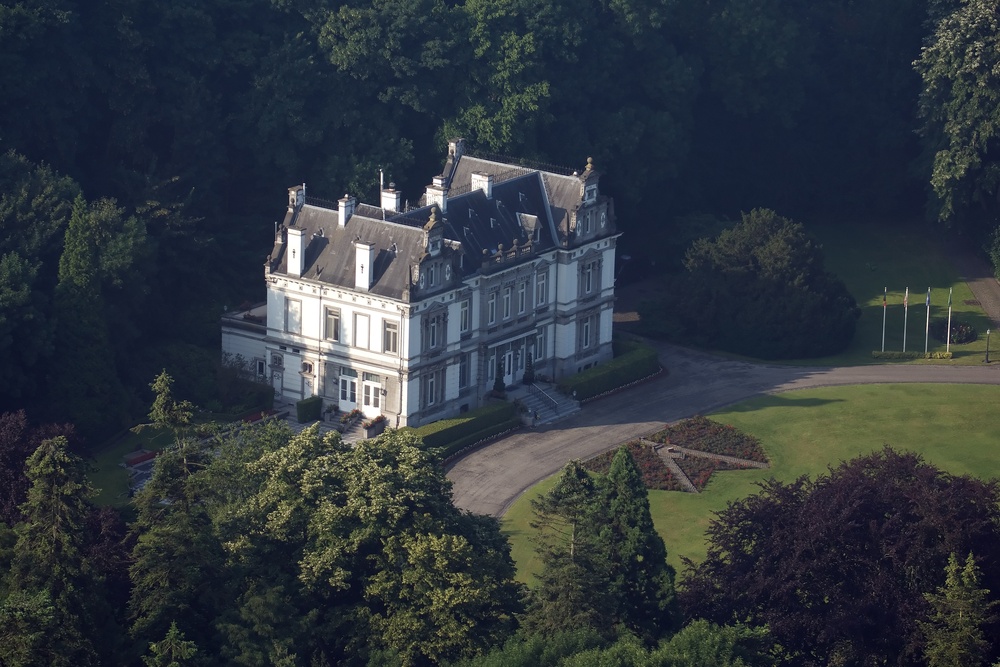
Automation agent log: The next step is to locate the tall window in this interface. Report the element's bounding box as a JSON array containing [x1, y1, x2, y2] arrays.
[[422, 370, 444, 407], [383, 320, 398, 354], [459, 353, 469, 388], [284, 298, 301, 334], [584, 264, 594, 293], [488, 292, 497, 324], [325, 308, 341, 341], [518, 282, 526, 314], [429, 319, 438, 348], [354, 313, 369, 349], [583, 317, 592, 348], [460, 300, 470, 333], [535, 272, 547, 306], [428, 265, 436, 287], [340, 367, 358, 403], [535, 330, 545, 360], [503, 287, 511, 319]]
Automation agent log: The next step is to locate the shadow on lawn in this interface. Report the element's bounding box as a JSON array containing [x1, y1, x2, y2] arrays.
[[725, 395, 844, 412]]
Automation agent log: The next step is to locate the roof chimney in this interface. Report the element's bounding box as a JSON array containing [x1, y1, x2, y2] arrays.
[[381, 183, 403, 212], [471, 172, 493, 199], [338, 194, 356, 227], [449, 138, 465, 159], [425, 176, 448, 213], [355, 240, 375, 291], [287, 226, 304, 277]]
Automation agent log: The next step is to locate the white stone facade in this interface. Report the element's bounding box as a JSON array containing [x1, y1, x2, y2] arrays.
[[222, 140, 620, 427]]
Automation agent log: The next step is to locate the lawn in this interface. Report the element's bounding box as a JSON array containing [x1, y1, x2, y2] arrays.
[[617, 219, 995, 366], [502, 383, 1000, 584], [87, 425, 174, 507], [802, 219, 993, 365]]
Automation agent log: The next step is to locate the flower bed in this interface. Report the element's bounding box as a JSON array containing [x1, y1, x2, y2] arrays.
[[929, 319, 977, 344], [582, 441, 683, 491], [675, 455, 754, 491], [649, 416, 768, 463]]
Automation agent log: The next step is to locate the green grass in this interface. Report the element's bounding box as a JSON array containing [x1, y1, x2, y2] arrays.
[[502, 383, 1000, 583], [87, 426, 175, 507], [793, 219, 993, 365]]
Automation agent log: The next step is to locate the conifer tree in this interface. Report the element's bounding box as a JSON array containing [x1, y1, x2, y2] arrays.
[[920, 552, 997, 667], [526, 460, 613, 637], [9, 437, 98, 666], [144, 621, 199, 667], [602, 446, 679, 641]]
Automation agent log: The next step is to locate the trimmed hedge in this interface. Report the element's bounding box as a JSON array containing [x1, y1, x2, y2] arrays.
[[407, 402, 517, 451], [438, 417, 523, 459], [871, 351, 954, 360], [556, 338, 661, 401], [296, 395, 323, 422]]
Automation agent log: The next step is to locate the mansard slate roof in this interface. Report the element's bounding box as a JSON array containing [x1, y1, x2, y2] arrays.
[[268, 148, 604, 302]]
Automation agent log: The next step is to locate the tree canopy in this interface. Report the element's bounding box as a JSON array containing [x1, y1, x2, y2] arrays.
[[680, 447, 1000, 665]]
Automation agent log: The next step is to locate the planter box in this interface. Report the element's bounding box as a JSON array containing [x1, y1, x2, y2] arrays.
[[364, 420, 387, 438]]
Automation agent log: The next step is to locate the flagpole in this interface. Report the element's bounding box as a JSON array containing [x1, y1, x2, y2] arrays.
[[903, 287, 909, 352], [946, 287, 953, 353], [881, 287, 887, 352], [924, 287, 931, 354]]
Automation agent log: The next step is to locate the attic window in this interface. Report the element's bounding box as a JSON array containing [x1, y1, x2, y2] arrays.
[[585, 185, 597, 203], [519, 192, 528, 205]]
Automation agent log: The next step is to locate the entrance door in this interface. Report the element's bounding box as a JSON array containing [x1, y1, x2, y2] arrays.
[[361, 382, 382, 418], [503, 349, 515, 387], [339, 377, 357, 411]]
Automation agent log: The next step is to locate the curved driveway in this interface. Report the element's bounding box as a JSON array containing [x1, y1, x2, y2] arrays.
[[447, 343, 1000, 517]]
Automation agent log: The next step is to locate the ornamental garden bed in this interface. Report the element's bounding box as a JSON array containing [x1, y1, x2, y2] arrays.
[[582, 440, 683, 491], [648, 416, 769, 464], [675, 455, 756, 492]]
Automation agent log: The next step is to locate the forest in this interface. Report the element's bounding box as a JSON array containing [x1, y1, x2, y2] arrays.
[[3, 0, 999, 440], [2, 0, 1000, 664]]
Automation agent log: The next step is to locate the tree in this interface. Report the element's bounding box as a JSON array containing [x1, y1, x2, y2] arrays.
[[915, 0, 1000, 234], [526, 460, 613, 638], [144, 621, 199, 667], [602, 446, 678, 641], [645, 209, 859, 359], [920, 552, 997, 667], [681, 447, 1000, 665], [9, 437, 99, 666], [0, 590, 55, 667]]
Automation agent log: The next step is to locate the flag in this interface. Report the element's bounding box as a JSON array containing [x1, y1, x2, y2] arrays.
[[883, 287, 887, 309], [904, 287, 908, 308], [926, 287, 931, 307], [948, 287, 953, 308]]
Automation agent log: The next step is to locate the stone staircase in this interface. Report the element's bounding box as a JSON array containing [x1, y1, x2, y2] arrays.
[[514, 382, 581, 425]]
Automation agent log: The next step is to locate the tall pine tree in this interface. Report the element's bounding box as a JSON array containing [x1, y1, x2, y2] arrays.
[[602, 446, 679, 641], [920, 552, 997, 667]]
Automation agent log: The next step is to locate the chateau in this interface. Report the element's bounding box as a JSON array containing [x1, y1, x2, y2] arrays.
[[221, 139, 620, 427]]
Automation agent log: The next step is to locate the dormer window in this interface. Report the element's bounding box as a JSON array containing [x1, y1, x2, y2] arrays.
[[585, 185, 597, 203], [429, 265, 436, 287]]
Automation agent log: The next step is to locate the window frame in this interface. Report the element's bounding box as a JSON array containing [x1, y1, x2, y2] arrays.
[[383, 320, 399, 355], [535, 272, 547, 306], [325, 307, 341, 342]]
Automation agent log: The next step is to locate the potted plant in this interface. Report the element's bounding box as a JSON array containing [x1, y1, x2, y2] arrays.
[[324, 403, 340, 422], [362, 414, 388, 438], [522, 354, 535, 385], [492, 359, 506, 398]]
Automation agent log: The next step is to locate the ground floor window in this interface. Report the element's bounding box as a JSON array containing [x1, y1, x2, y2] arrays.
[[421, 370, 445, 408]]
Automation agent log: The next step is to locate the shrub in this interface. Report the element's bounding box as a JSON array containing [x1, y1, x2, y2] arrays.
[[929, 319, 977, 344], [871, 351, 954, 360], [295, 395, 323, 423], [437, 417, 523, 459], [557, 338, 660, 401]]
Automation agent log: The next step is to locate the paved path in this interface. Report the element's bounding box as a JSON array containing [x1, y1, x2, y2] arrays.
[[449, 248, 1000, 517]]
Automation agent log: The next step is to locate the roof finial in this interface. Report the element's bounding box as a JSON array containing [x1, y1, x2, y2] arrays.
[[585, 157, 594, 172]]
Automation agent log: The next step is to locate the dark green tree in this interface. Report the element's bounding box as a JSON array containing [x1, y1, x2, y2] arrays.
[[9, 437, 98, 666], [0, 590, 55, 667], [915, 0, 1000, 234], [645, 208, 859, 359], [602, 446, 678, 641], [920, 552, 997, 667], [526, 460, 612, 638]]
